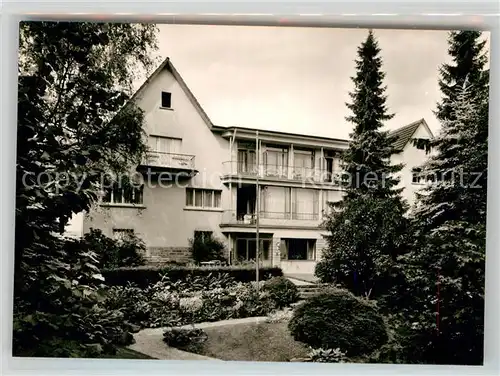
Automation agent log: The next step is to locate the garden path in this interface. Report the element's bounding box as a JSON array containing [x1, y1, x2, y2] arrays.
[[128, 316, 269, 360]]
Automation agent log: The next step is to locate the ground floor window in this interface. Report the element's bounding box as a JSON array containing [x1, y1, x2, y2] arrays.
[[194, 230, 213, 241], [281, 238, 316, 261], [236, 238, 271, 261]]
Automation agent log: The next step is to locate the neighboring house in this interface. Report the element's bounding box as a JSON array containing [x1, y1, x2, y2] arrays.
[[65, 57, 434, 273], [389, 118, 435, 204]]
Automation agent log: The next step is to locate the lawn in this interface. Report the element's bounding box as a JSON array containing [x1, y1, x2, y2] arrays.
[[195, 321, 309, 362]]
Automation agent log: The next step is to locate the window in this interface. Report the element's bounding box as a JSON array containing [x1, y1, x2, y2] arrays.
[[292, 188, 319, 220], [260, 186, 290, 220], [412, 168, 422, 184], [236, 237, 271, 261], [282, 239, 316, 261], [194, 230, 212, 241], [412, 168, 438, 185], [113, 228, 134, 241], [186, 188, 222, 209], [149, 136, 182, 154], [293, 149, 315, 179], [237, 142, 257, 174], [161, 91, 172, 108], [259, 187, 318, 220], [263, 144, 288, 177], [102, 183, 144, 205]]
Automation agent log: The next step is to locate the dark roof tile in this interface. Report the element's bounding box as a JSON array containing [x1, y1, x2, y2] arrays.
[[390, 119, 425, 151]]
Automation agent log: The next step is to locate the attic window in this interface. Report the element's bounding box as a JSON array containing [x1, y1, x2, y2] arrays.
[[161, 91, 172, 108], [415, 141, 425, 150]]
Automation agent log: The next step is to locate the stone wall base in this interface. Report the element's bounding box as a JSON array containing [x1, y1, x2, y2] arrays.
[[146, 247, 191, 265]]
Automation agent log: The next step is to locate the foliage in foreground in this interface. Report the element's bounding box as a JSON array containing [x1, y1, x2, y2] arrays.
[[261, 276, 300, 309], [14, 21, 158, 357], [13, 237, 135, 357], [288, 289, 388, 358], [383, 31, 490, 366], [393, 86, 488, 365]]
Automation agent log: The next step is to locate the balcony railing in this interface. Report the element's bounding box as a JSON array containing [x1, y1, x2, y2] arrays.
[[221, 160, 343, 185], [221, 210, 320, 225], [141, 151, 196, 170]]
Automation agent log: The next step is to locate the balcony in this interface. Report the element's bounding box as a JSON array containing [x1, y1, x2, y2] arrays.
[[220, 210, 320, 228], [137, 151, 198, 178], [221, 161, 344, 186]]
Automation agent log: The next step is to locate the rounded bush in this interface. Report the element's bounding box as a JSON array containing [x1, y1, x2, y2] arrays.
[[261, 276, 300, 308], [288, 289, 388, 358]]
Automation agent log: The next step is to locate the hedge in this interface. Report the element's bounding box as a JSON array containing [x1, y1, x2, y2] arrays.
[[102, 265, 283, 287]]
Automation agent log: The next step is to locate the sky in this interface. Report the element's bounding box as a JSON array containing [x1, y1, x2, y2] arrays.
[[141, 24, 490, 140]]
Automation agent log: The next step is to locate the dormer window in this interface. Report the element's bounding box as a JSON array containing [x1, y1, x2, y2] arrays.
[[161, 91, 172, 109]]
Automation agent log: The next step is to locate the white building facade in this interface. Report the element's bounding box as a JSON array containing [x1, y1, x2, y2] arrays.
[[67, 58, 434, 275]]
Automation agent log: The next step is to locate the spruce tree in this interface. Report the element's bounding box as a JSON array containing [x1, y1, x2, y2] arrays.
[[436, 31, 489, 123], [341, 30, 404, 201], [395, 31, 489, 365], [316, 31, 409, 299], [397, 83, 488, 365]]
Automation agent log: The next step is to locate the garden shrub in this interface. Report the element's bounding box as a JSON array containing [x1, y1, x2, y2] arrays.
[[163, 327, 208, 354], [229, 283, 276, 318], [104, 281, 183, 329], [13, 236, 135, 358], [308, 347, 347, 363], [288, 289, 388, 358], [102, 265, 283, 287], [189, 232, 226, 264], [83, 228, 146, 269], [262, 276, 300, 308]]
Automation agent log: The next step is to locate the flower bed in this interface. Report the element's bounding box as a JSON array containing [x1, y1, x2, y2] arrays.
[[104, 274, 290, 329]]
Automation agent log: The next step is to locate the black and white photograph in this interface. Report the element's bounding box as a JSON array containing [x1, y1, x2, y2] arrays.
[[13, 22, 490, 365]]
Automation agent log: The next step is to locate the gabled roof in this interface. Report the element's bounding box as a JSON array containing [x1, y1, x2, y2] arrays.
[[131, 57, 214, 129], [132, 57, 432, 150], [390, 118, 434, 152]]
